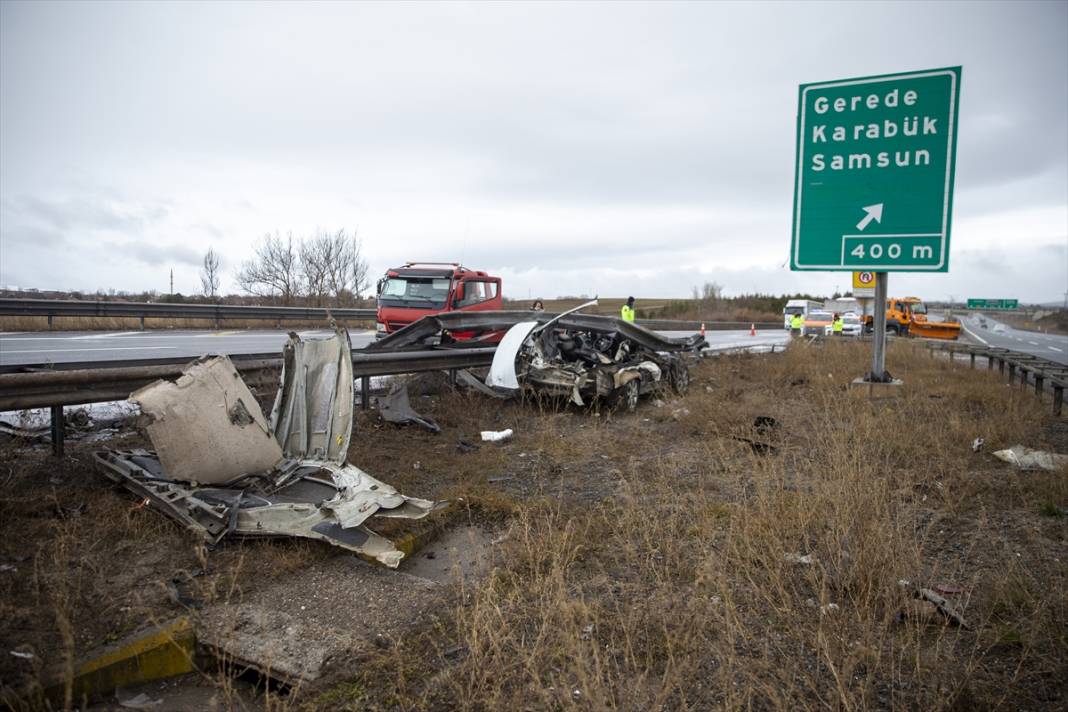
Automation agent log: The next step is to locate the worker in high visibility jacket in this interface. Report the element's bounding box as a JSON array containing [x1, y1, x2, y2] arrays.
[[790, 313, 803, 336], [832, 314, 844, 336], [621, 296, 636, 323]]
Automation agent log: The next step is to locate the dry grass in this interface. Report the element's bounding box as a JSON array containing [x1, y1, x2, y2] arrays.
[[2, 340, 1065, 710], [321, 340, 1068, 710]]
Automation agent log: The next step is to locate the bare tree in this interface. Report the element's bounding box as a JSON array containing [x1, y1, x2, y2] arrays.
[[298, 232, 332, 307], [239, 229, 370, 306], [200, 247, 221, 300], [297, 229, 371, 306], [691, 281, 723, 304], [237, 232, 299, 305], [346, 230, 370, 302]]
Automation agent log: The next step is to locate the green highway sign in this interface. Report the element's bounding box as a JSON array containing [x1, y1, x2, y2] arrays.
[[791, 67, 961, 272], [967, 298, 1018, 310]]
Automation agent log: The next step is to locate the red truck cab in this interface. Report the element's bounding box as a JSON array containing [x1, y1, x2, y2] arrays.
[[375, 263, 503, 339]]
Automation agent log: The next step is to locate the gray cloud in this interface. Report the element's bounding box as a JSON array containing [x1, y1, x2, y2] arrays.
[[113, 241, 202, 268], [1, 0, 1065, 301]]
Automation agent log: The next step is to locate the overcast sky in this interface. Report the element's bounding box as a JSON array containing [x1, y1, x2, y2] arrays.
[[1, 1, 1066, 303]]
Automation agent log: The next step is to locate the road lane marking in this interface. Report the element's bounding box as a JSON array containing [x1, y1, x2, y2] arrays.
[[1028, 341, 1039, 345], [960, 321, 988, 345], [1051, 347, 1064, 353], [70, 331, 144, 340], [1, 346, 179, 354]]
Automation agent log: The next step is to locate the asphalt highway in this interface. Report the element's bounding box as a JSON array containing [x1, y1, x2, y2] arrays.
[[0, 327, 790, 367], [959, 314, 1067, 366]]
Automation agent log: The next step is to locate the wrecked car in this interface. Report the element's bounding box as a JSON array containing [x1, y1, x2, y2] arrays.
[[94, 327, 441, 568], [364, 305, 705, 410], [484, 302, 704, 410]]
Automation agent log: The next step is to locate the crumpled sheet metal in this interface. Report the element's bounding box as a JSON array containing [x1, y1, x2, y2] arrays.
[[369, 310, 707, 353], [130, 356, 283, 485], [93, 450, 438, 567], [102, 329, 442, 567], [377, 383, 441, 433], [269, 328, 354, 462]]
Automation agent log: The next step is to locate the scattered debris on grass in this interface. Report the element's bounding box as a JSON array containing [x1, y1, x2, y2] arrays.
[[378, 381, 441, 432], [992, 445, 1068, 471], [96, 328, 442, 567]]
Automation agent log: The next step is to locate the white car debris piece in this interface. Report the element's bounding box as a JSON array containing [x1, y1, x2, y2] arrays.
[[480, 429, 514, 442], [130, 356, 284, 485], [95, 327, 443, 568], [992, 445, 1068, 471], [487, 321, 539, 390]]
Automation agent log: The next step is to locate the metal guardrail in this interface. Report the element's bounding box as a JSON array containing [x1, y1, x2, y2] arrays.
[[0, 347, 496, 411], [635, 318, 782, 332], [925, 341, 1068, 415], [0, 298, 376, 328]]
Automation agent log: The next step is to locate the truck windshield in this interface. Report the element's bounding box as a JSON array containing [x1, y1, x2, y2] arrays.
[[911, 302, 927, 314], [784, 306, 804, 315], [379, 277, 451, 309]]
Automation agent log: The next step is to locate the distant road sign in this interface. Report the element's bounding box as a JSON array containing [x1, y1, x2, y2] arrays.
[[852, 271, 876, 298], [967, 298, 1018, 310], [791, 67, 961, 272]]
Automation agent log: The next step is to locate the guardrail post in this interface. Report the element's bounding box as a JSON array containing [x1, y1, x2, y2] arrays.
[[47, 314, 54, 331], [50, 405, 64, 457], [1054, 385, 1064, 417], [1035, 375, 1044, 396], [139, 316, 145, 331], [969, 353, 975, 369], [1007, 363, 1015, 384], [987, 355, 994, 370], [998, 358, 1005, 375], [1019, 369, 1029, 389], [360, 376, 370, 411]]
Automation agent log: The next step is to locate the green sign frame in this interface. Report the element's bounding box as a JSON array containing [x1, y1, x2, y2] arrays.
[[967, 299, 1018, 310], [791, 67, 961, 272]]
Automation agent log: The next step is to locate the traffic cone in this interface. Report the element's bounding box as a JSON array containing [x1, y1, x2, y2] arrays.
[[749, 323, 756, 336], [700, 322, 706, 337]]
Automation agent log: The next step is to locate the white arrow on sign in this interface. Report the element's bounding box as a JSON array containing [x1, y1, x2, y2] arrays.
[[855, 203, 884, 231]]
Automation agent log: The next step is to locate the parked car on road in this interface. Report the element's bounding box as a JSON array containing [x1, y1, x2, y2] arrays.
[[802, 310, 833, 337], [824, 313, 863, 337]]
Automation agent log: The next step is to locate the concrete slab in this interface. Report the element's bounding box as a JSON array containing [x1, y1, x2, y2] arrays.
[[195, 556, 439, 685], [849, 377, 905, 399]]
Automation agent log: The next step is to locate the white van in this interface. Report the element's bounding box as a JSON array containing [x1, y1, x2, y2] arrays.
[[783, 299, 822, 329]]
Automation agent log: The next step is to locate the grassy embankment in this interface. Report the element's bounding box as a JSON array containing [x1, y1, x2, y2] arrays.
[[1, 339, 1065, 709]]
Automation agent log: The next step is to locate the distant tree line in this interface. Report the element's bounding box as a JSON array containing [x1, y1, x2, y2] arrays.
[[233, 229, 370, 307], [0, 228, 372, 309]]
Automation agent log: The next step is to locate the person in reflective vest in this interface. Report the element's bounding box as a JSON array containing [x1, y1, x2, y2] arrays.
[[832, 314, 844, 335], [621, 296, 636, 323], [790, 313, 803, 336]]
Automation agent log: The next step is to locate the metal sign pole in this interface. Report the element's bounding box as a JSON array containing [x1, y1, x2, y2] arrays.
[[869, 271, 888, 381]]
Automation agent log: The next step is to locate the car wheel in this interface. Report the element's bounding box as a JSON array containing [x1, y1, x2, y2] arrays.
[[671, 363, 690, 395], [613, 378, 640, 413]]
